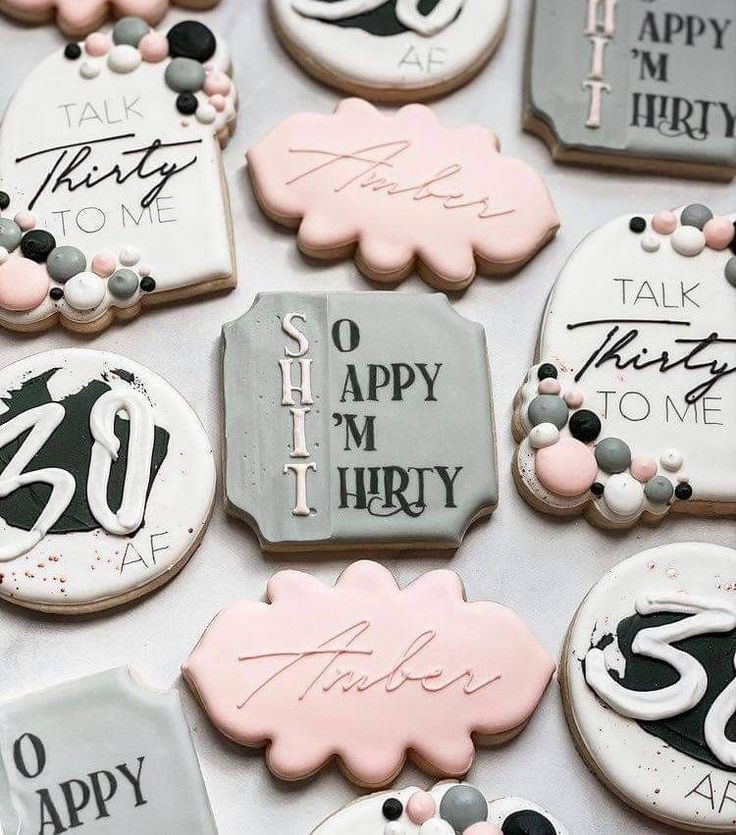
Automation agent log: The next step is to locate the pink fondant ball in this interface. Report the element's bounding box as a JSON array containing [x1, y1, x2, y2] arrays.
[[563, 388, 584, 409], [407, 791, 436, 824], [204, 71, 231, 96], [630, 456, 657, 483], [652, 210, 678, 235], [209, 94, 227, 112], [538, 378, 561, 395], [85, 32, 111, 57], [703, 216, 735, 250], [14, 211, 36, 231], [464, 824, 503, 835], [139, 32, 169, 63], [536, 436, 599, 497], [91, 252, 116, 277], [0, 257, 49, 311]]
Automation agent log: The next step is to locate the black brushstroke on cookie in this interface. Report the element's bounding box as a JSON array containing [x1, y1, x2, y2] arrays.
[[299, 0, 459, 37], [0, 369, 169, 534], [587, 611, 736, 772]]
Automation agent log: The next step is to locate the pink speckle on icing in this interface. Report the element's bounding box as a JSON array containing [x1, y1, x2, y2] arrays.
[[652, 210, 677, 235], [563, 388, 584, 409], [537, 378, 561, 395], [91, 253, 116, 277], [703, 216, 735, 250], [407, 791, 436, 824], [536, 437, 598, 497], [204, 71, 231, 96], [0, 257, 49, 311], [85, 32, 111, 57], [209, 94, 226, 112], [14, 211, 36, 231], [464, 825, 503, 835], [139, 32, 169, 63], [630, 456, 657, 483]]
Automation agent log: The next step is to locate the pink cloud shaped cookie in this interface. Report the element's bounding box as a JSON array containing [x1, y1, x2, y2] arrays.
[[0, 0, 221, 37], [247, 98, 560, 291], [183, 561, 555, 787]]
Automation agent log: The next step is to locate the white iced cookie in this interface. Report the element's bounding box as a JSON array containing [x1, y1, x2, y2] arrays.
[[0, 348, 215, 614], [0, 667, 217, 833], [0, 17, 237, 334], [563, 542, 736, 831], [311, 782, 567, 834], [270, 0, 509, 101], [512, 205, 736, 529]]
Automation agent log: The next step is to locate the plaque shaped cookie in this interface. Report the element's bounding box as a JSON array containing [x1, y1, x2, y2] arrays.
[[513, 205, 736, 529], [311, 781, 567, 834], [0, 348, 215, 614], [247, 99, 559, 291], [0, 18, 237, 334], [525, 0, 736, 180], [563, 542, 736, 831], [0, 668, 217, 834], [0, 0, 221, 37], [184, 561, 555, 788], [270, 0, 509, 102], [223, 292, 498, 551]]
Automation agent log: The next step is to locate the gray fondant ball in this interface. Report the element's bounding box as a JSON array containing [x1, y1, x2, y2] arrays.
[[644, 476, 675, 504], [47, 246, 86, 282], [725, 257, 736, 288], [527, 395, 569, 430], [108, 269, 140, 300], [680, 204, 713, 230], [439, 785, 489, 832], [595, 438, 632, 474], [165, 58, 206, 93], [112, 16, 150, 47], [0, 218, 22, 252]]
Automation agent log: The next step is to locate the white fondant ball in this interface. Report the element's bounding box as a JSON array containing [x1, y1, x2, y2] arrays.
[[64, 271, 106, 311], [419, 820, 455, 835], [80, 59, 101, 79], [640, 233, 661, 253], [119, 245, 141, 266], [108, 44, 142, 73], [661, 449, 684, 472], [603, 473, 645, 518], [384, 822, 406, 835], [529, 422, 560, 449], [671, 225, 706, 257], [196, 103, 217, 124]]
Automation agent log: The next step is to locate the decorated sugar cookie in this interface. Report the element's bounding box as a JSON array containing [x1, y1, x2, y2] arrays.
[[526, 0, 736, 179], [0, 1, 222, 37], [224, 292, 498, 551], [247, 99, 559, 291], [0, 349, 215, 614], [311, 781, 567, 834], [513, 204, 736, 529], [184, 561, 555, 787], [0, 667, 217, 833], [0, 18, 237, 334], [563, 542, 736, 831], [270, 0, 508, 101]]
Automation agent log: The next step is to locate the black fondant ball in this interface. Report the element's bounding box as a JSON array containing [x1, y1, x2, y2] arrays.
[[140, 277, 156, 293], [569, 409, 602, 443], [629, 216, 647, 233], [591, 482, 605, 496], [49, 287, 64, 301], [64, 42, 82, 60], [537, 363, 558, 381], [675, 482, 693, 500], [0, 191, 9, 211], [21, 230, 56, 263], [381, 798, 403, 821], [167, 21, 216, 62], [176, 92, 198, 115], [502, 809, 557, 835]]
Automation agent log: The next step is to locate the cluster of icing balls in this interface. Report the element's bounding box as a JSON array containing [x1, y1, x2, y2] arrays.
[[629, 203, 736, 288], [527, 364, 691, 519], [380, 785, 556, 835], [65, 19, 231, 124], [0, 193, 155, 314]]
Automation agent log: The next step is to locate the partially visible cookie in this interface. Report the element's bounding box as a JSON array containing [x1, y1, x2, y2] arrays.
[[562, 542, 736, 831], [247, 98, 559, 291], [270, 0, 509, 102], [0, 0, 221, 37], [311, 781, 567, 833], [183, 561, 555, 788]]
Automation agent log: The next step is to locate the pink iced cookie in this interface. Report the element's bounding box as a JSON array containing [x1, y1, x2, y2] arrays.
[[247, 99, 559, 291], [0, 0, 221, 37], [184, 561, 555, 787]]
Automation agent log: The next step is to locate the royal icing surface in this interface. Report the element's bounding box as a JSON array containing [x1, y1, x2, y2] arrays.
[[513, 206, 736, 528], [527, 0, 736, 176], [0, 349, 215, 613], [565, 542, 736, 831], [247, 99, 559, 290], [183, 561, 555, 787], [0, 0, 220, 36], [271, 0, 508, 97], [0, 18, 237, 332], [311, 782, 567, 834], [223, 292, 498, 550], [0, 667, 216, 834]]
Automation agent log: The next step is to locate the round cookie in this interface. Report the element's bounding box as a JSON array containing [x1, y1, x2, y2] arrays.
[[562, 543, 736, 831], [270, 0, 509, 102], [0, 349, 216, 614], [310, 782, 567, 833]]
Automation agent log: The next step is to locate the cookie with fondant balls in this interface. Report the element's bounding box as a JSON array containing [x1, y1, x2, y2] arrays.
[[512, 205, 736, 529], [0, 17, 237, 334], [0, 0, 221, 38], [270, 0, 509, 102], [525, 0, 736, 180], [310, 782, 567, 834], [247, 99, 559, 291]]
